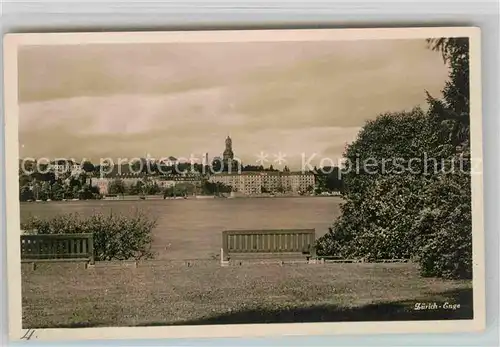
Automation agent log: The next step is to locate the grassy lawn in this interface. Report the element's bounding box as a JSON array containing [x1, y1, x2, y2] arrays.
[[22, 261, 472, 328]]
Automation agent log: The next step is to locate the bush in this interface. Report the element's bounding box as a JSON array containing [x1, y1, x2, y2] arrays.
[[21, 210, 157, 261], [411, 171, 472, 279], [316, 108, 442, 259], [314, 110, 472, 279], [19, 186, 34, 202]]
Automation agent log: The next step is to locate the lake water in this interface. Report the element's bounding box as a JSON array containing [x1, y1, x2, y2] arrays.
[[20, 197, 343, 260]]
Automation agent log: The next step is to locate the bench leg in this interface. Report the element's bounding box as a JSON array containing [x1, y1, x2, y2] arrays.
[[220, 248, 230, 266], [221, 248, 230, 261]]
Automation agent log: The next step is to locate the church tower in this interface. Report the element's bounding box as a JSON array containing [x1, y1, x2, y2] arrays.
[[223, 136, 234, 161]]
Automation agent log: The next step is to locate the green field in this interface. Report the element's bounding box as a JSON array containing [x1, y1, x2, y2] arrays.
[[22, 261, 472, 328]]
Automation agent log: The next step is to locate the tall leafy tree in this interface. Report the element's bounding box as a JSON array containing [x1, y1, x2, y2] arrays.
[[426, 38, 470, 149], [51, 181, 64, 201], [316, 38, 472, 279], [19, 185, 34, 202], [109, 179, 127, 196], [416, 37, 472, 278], [81, 161, 95, 173]]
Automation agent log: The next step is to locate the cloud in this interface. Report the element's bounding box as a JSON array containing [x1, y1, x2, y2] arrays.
[[18, 39, 449, 168], [18, 42, 346, 103], [237, 40, 447, 129]]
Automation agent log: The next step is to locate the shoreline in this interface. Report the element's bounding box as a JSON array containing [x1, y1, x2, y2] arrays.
[[20, 194, 343, 203]]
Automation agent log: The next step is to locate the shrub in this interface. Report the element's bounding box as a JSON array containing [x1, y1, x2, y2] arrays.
[[411, 171, 472, 279], [21, 210, 157, 261], [314, 110, 472, 278], [315, 108, 443, 259]]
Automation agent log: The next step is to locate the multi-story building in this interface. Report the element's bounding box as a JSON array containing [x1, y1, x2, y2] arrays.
[[156, 174, 202, 190], [209, 171, 315, 195], [49, 160, 82, 178], [91, 164, 145, 195], [92, 177, 112, 195], [92, 173, 145, 195], [92, 167, 203, 195]]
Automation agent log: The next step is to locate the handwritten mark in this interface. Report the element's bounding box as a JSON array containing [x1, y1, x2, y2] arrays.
[[21, 329, 36, 340]]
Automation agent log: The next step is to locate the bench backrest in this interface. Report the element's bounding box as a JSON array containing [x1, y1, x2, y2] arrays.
[[21, 233, 94, 263], [222, 229, 315, 256]]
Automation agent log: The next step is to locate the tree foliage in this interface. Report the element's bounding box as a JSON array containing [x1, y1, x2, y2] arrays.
[[108, 179, 126, 196], [316, 38, 472, 279], [19, 169, 101, 202], [81, 161, 95, 173], [314, 166, 344, 193], [200, 181, 232, 195]]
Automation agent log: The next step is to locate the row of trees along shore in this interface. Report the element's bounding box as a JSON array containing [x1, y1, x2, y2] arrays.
[[107, 178, 232, 197], [19, 171, 99, 202], [107, 178, 316, 197], [316, 38, 472, 280]]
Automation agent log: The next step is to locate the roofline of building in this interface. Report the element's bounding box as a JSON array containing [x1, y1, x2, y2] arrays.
[[211, 171, 314, 176]]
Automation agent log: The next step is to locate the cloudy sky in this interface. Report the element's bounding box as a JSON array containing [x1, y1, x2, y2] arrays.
[[18, 39, 449, 169]]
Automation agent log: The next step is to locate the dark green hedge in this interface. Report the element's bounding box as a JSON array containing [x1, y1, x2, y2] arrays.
[[21, 211, 157, 261]]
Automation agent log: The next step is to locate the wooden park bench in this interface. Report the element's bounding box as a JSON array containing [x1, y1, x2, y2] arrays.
[[221, 229, 316, 264], [21, 233, 95, 268]]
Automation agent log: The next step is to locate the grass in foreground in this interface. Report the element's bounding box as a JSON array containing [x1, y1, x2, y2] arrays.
[[22, 262, 472, 328]]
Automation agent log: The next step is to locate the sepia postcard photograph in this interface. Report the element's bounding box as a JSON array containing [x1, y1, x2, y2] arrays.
[[4, 27, 484, 341]]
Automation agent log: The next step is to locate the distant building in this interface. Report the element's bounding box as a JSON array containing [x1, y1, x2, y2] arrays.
[[222, 136, 234, 162], [218, 136, 241, 172], [209, 171, 315, 195], [92, 167, 202, 195], [91, 164, 146, 194], [92, 177, 112, 195], [158, 174, 202, 184], [49, 160, 82, 178], [92, 174, 145, 195]]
